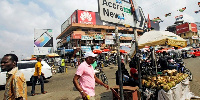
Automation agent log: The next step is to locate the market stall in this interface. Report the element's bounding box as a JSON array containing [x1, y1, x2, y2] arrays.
[[128, 31, 200, 99]]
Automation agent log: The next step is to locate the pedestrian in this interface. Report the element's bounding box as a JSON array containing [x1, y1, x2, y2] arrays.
[[31, 57, 47, 96], [74, 57, 77, 68], [1, 54, 27, 100], [73, 52, 109, 100], [59, 57, 65, 73]]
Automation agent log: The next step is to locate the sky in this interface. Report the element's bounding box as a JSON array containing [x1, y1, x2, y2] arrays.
[[0, 0, 199, 60]]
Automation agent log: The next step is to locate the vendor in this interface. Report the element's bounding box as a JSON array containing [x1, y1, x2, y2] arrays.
[[129, 58, 139, 86]]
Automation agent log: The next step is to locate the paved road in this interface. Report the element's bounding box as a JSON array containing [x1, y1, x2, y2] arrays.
[[0, 57, 200, 100]]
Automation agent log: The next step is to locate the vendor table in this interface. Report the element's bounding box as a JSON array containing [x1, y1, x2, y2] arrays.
[[111, 85, 139, 100], [158, 77, 194, 100]]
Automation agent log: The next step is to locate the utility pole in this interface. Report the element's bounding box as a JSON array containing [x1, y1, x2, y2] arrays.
[[115, 25, 124, 100]]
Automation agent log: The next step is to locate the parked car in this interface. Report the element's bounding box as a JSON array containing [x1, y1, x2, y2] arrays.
[[190, 48, 200, 57], [0, 60, 52, 86]]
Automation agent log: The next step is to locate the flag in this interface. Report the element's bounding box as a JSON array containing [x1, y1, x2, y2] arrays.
[[198, 2, 200, 7], [152, 17, 163, 23], [165, 13, 171, 17], [179, 15, 183, 19], [147, 14, 151, 29], [178, 7, 186, 12], [195, 10, 200, 14]]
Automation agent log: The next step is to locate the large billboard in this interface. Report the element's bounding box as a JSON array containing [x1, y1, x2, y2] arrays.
[[176, 23, 189, 34], [77, 10, 96, 25], [195, 22, 200, 30], [98, 0, 136, 27], [34, 29, 53, 55]]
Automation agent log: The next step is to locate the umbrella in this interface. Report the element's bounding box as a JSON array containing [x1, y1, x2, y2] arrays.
[[103, 49, 111, 52], [46, 53, 60, 57], [93, 49, 102, 54], [138, 31, 187, 49]]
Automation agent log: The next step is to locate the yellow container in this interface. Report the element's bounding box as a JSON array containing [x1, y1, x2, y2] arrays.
[[87, 95, 90, 100]]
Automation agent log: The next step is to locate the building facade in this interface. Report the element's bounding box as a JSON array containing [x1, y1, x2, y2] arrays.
[[56, 10, 143, 57], [176, 22, 198, 47]]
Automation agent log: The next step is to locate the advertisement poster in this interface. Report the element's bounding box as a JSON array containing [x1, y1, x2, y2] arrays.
[[95, 34, 103, 40], [34, 29, 53, 55], [176, 23, 189, 34], [77, 10, 96, 25], [81, 46, 92, 53], [105, 39, 114, 44], [81, 35, 93, 40], [34, 47, 52, 55]]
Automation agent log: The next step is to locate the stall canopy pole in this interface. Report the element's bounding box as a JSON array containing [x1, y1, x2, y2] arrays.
[[115, 25, 124, 100], [134, 29, 142, 89]]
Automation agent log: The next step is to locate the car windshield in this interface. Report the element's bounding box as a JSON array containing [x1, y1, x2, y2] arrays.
[[17, 62, 37, 69]]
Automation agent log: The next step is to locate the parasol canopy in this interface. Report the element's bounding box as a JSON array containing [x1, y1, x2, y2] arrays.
[[93, 49, 102, 54], [103, 49, 111, 52], [138, 31, 187, 49], [129, 31, 187, 58], [46, 53, 60, 57]]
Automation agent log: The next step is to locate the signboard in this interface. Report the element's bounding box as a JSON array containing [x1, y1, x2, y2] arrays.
[[72, 34, 81, 39], [77, 10, 96, 25], [105, 35, 114, 39], [66, 36, 70, 42], [190, 23, 197, 32], [81, 35, 93, 40], [34, 29, 53, 55], [81, 46, 92, 53], [71, 10, 77, 23], [93, 46, 101, 49], [34, 47, 52, 55], [176, 23, 189, 34], [95, 34, 103, 40], [195, 22, 200, 30], [98, 0, 136, 27], [105, 39, 114, 44]]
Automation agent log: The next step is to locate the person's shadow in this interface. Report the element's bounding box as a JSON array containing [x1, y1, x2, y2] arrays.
[[99, 91, 112, 100]]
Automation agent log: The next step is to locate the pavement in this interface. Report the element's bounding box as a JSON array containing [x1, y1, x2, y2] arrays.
[[0, 57, 200, 100]]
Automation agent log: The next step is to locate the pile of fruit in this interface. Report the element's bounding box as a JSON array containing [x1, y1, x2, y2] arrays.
[[142, 69, 189, 92]]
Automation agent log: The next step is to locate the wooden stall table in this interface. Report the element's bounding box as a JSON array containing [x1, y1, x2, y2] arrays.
[[111, 85, 139, 100]]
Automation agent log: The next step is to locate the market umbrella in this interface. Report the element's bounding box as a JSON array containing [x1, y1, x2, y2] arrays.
[[46, 53, 60, 57], [103, 49, 111, 52], [93, 49, 102, 54], [138, 31, 187, 49]]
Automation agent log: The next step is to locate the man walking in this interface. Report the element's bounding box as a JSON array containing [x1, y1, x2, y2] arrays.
[[31, 57, 47, 96], [1, 54, 27, 100], [73, 52, 109, 100]]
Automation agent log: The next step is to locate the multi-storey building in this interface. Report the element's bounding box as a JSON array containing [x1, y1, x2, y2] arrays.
[[56, 10, 143, 58], [175, 22, 198, 47]]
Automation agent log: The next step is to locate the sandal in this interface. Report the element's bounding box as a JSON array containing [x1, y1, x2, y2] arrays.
[[42, 91, 47, 94]]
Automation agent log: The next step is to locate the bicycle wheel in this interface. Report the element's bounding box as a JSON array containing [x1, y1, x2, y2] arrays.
[[184, 68, 193, 81]]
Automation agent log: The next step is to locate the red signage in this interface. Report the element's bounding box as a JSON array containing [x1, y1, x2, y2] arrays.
[[77, 10, 96, 25], [176, 23, 189, 34], [190, 23, 197, 32], [71, 11, 77, 23], [72, 34, 81, 39]]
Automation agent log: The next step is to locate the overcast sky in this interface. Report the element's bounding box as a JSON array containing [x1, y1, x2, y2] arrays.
[[0, 0, 199, 59]]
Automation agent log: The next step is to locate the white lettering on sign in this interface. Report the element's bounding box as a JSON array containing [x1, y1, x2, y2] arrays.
[[98, 0, 136, 27]]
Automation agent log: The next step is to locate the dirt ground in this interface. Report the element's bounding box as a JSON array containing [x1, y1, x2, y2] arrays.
[[0, 57, 200, 100]]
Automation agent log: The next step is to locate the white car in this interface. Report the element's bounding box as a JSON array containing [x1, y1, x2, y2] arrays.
[[0, 60, 52, 86]]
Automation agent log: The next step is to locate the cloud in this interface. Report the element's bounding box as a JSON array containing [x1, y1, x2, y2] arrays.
[[0, 0, 199, 59]]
